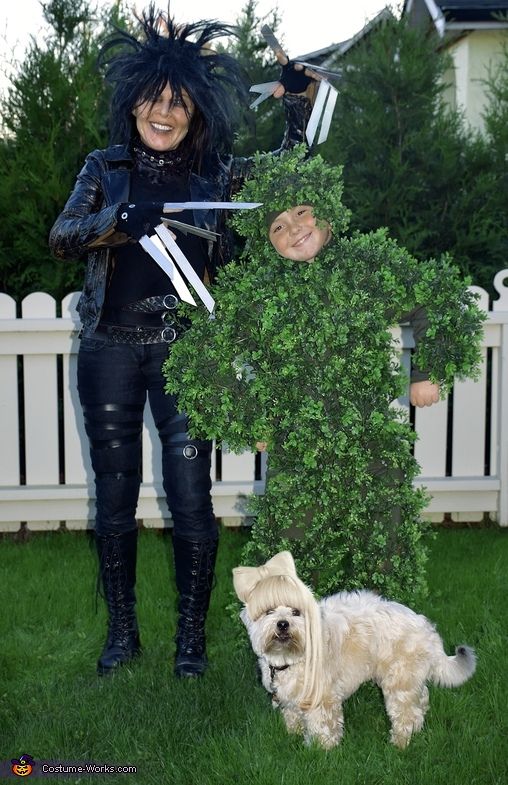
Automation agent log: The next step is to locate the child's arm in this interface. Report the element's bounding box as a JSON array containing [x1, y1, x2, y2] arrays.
[[400, 305, 441, 407]]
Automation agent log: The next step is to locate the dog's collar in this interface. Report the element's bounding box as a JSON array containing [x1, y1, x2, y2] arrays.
[[269, 663, 290, 680]]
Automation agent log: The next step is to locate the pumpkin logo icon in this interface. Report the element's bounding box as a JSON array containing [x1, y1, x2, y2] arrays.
[[11, 754, 34, 777]]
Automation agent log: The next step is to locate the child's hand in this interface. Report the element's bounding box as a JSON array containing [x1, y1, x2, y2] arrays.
[[410, 381, 440, 408]]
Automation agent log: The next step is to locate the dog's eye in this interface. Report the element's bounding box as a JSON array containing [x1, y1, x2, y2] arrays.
[[265, 609, 274, 616], [291, 609, 301, 616]]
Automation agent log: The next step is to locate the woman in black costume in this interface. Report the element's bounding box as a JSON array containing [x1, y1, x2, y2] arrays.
[[49, 5, 316, 678]]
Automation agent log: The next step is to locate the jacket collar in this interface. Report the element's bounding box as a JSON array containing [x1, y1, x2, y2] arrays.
[[103, 144, 133, 164]]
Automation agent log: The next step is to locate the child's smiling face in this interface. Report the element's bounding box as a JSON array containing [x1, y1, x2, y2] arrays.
[[268, 205, 331, 262]]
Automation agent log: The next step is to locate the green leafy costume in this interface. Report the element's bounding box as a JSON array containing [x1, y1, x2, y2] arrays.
[[164, 147, 484, 602]]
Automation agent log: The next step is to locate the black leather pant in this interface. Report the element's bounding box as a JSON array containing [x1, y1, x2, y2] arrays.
[[77, 334, 217, 541]]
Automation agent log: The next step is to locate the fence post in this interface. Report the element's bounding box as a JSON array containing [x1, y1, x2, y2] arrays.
[[450, 286, 490, 522], [493, 271, 508, 525], [21, 293, 60, 530]]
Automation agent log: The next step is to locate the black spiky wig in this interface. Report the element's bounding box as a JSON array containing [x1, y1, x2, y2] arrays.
[[98, 4, 248, 158]]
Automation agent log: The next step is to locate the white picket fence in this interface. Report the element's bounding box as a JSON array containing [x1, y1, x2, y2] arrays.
[[1, 271, 508, 532]]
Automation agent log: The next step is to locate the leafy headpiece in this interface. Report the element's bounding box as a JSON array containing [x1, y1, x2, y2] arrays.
[[98, 3, 248, 153], [232, 146, 351, 260]]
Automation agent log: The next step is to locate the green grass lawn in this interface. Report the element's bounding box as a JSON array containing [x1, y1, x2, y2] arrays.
[[1, 526, 507, 785]]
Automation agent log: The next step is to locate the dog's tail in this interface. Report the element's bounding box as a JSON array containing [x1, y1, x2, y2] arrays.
[[431, 645, 476, 688]]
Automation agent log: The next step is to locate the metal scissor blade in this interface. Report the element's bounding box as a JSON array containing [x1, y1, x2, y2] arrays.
[[139, 234, 196, 306], [317, 84, 338, 144], [306, 79, 329, 146], [160, 218, 220, 242], [305, 80, 338, 146], [293, 61, 342, 80], [162, 201, 262, 212], [260, 25, 286, 56], [249, 81, 280, 109], [155, 224, 215, 314]]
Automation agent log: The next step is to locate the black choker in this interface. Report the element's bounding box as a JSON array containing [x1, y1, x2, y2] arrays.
[[131, 140, 191, 177]]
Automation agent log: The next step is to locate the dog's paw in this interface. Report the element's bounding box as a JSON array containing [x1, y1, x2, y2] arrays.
[[304, 731, 341, 750], [390, 730, 412, 749]]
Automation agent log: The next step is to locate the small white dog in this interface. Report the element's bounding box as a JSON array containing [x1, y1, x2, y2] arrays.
[[233, 551, 476, 749]]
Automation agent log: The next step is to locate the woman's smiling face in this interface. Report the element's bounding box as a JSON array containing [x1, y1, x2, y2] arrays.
[[132, 83, 194, 151], [268, 205, 331, 262]]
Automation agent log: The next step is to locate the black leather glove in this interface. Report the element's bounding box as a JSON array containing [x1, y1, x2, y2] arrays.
[[116, 202, 165, 241], [279, 61, 314, 94]]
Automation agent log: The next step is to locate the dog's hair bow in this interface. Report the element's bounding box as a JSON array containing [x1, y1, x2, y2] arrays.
[[232, 550, 297, 603]]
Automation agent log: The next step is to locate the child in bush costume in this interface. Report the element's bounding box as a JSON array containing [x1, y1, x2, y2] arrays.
[[163, 147, 484, 601]]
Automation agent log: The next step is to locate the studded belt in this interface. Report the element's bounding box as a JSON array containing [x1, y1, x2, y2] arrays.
[[98, 294, 181, 343], [95, 323, 179, 345], [122, 294, 179, 313]]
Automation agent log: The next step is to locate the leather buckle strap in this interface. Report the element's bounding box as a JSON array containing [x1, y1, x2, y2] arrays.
[[101, 308, 172, 327], [122, 294, 179, 313], [96, 324, 178, 345]]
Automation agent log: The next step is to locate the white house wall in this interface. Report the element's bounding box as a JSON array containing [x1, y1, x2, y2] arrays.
[[444, 31, 506, 131]]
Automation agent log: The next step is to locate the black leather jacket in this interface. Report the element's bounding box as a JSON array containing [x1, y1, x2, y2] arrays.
[[49, 95, 311, 336]]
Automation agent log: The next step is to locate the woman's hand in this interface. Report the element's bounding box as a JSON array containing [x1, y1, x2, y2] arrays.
[[410, 381, 440, 408], [271, 48, 321, 99], [116, 202, 165, 241]]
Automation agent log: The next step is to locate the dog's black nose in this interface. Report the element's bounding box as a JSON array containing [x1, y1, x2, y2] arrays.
[[277, 620, 289, 632]]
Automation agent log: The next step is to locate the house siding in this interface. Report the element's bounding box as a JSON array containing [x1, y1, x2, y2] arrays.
[[442, 30, 507, 130]]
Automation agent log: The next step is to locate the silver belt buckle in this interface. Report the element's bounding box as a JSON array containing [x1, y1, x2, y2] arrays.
[[161, 326, 177, 343], [163, 294, 178, 310]]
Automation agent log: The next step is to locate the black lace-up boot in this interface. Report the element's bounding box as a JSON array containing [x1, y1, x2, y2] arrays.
[[96, 529, 141, 675], [172, 535, 218, 678]]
